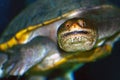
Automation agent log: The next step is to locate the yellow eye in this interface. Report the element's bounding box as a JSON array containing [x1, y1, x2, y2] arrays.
[[65, 21, 72, 28], [77, 19, 86, 27]]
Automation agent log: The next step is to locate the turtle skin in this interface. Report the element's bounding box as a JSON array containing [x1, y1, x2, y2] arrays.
[[0, 0, 120, 80]]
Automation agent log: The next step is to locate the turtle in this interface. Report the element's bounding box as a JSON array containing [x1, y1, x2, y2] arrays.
[[0, 0, 120, 80]]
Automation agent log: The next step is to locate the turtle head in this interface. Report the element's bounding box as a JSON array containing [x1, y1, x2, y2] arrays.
[[57, 18, 97, 52]]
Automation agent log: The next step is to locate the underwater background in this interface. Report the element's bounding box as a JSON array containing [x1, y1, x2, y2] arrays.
[[0, 0, 120, 80]]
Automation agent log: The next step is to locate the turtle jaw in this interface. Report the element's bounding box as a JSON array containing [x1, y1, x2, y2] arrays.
[[58, 30, 97, 52]]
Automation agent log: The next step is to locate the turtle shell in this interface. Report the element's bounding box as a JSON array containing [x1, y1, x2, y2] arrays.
[[0, 0, 109, 43], [0, 0, 120, 51]]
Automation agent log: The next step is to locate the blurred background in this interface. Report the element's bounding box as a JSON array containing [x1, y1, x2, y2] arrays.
[[0, 0, 120, 80]]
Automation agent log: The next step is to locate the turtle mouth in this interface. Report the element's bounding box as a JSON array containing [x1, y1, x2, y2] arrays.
[[63, 30, 89, 37], [58, 30, 97, 52], [61, 30, 92, 45]]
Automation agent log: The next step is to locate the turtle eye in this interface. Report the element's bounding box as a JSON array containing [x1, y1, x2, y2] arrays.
[[77, 19, 86, 27], [65, 21, 72, 28], [83, 21, 86, 27]]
